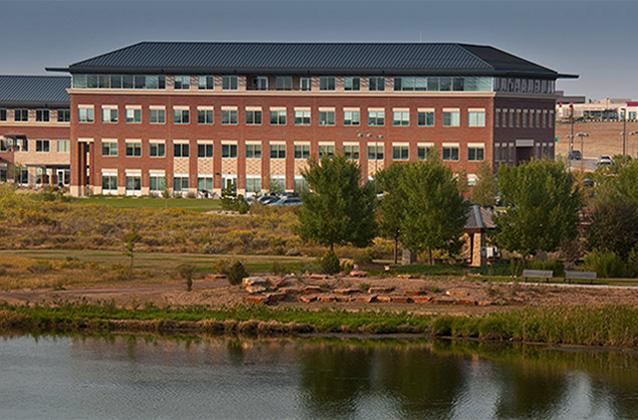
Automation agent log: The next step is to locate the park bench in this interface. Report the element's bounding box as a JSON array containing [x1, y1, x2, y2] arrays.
[[564, 270, 597, 284], [521, 269, 553, 282]]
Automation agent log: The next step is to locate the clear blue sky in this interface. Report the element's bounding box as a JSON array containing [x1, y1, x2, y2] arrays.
[[1, 0, 635, 100]]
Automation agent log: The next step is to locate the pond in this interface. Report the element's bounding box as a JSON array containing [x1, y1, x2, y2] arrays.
[[1, 334, 637, 419]]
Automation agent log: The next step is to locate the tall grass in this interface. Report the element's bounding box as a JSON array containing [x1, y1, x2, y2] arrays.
[[2, 303, 638, 347]]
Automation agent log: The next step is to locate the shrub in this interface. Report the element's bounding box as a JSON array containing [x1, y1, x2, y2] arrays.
[[352, 249, 374, 267], [271, 261, 287, 276], [27, 261, 54, 274], [226, 261, 248, 285], [177, 264, 196, 291], [320, 250, 340, 275], [340, 260, 354, 275], [211, 260, 229, 275], [584, 250, 628, 278]]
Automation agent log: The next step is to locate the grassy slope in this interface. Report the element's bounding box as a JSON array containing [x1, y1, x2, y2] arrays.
[[72, 196, 223, 212]]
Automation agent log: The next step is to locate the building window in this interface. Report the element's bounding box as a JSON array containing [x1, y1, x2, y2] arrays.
[[174, 75, 190, 90], [36, 109, 50, 122], [102, 175, 118, 192], [150, 108, 166, 124], [125, 107, 142, 123], [173, 108, 189, 124], [35, 139, 50, 152], [467, 174, 478, 187], [246, 177, 262, 193], [245, 143, 262, 158], [417, 111, 435, 127], [270, 144, 286, 159], [74, 74, 166, 90], [368, 110, 385, 126], [442, 110, 460, 127], [275, 76, 292, 90], [102, 107, 118, 123], [368, 144, 384, 161], [369, 76, 385, 91], [343, 145, 359, 160], [294, 144, 310, 159], [468, 110, 486, 127], [344, 77, 360, 91], [150, 175, 166, 192], [197, 143, 213, 158], [197, 109, 214, 124], [198, 76, 214, 90], [102, 141, 118, 156], [343, 110, 360, 126], [319, 76, 336, 91], [221, 109, 238, 125], [319, 110, 335, 126], [56, 139, 70, 153], [393, 110, 410, 126], [126, 175, 141, 193], [417, 145, 431, 161], [254, 76, 268, 90], [300, 77, 312, 91], [392, 145, 409, 161], [15, 109, 28, 122], [468, 145, 485, 161], [442, 146, 460, 161], [126, 142, 142, 157], [318, 144, 334, 159], [173, 176, 189, 192], [245, 109, 262, 125], [150, 142, 165, 157], [173, 143, 190, 157], [221, 144, 238, 158], [0, 109, 6, 121], [222, 75, 238, 90], [197, 177, 213, 192], [270, 109, 286, 125], [294, 109, 311, 125]]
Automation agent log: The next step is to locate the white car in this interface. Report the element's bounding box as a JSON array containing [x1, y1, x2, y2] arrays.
[[597, 155, 613, 166]]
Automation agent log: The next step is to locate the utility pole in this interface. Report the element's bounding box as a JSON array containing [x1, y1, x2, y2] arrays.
[[569, 103, 575, 157], [622, 107, 627, 156]]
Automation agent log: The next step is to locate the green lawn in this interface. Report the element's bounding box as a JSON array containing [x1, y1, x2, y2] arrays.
[[70, 196, 223, 212], [0, 249, 312, 274]]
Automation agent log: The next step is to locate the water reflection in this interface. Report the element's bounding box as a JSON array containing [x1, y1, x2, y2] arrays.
[[1, 334, 638, 419]]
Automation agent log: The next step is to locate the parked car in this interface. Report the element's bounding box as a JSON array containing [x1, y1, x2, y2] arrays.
[[568, 150, 582, 161], [271, 196, 302, 206], [256, 194, 279, 205], [582, 178, 595, 188], [597, 155, 613, 166]]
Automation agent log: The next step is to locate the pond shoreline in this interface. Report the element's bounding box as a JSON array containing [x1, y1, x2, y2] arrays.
[[2, 303, 638, 348]]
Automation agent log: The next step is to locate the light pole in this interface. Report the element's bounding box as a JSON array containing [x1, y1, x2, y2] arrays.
[[575, 132, 589, 171], [621, 108, 627, 156], [357, 132, 384, 175]]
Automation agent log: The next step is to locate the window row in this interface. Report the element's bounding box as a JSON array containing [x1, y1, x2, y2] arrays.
[[78, 105, 486, 128], [495, 108, 554, 129], [0, 138, 69, 153], [98, 140, 484, 162], [0, 108, 70, 123], [74, 74, 554, 94]]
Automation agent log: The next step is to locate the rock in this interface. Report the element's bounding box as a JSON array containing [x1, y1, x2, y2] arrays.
[[405, 289, 427, 296], [299, 295, 318, 303], [207, 274, 226, 280], [349, 270, 368, 278], [454, 299, 477, 306], [390, 296, 413, 304], [334, 287, 360, 295], [477, 300, 493, 306], [357, 294, 378, 303], [279, 287, 303, 295], [368, 286, 395, 294], [319, 295, 339, 303], [445, 288, 473, 298], [302, 285, 323, 294], [245, 285, 268, 294], [265, 292, 287, 304], [432, 297, 455, 305], [242, 276, 268, 288], [397, 274, 417, 279], [412, 296, 432, 304], [244, 295, 268, 305], [376, 295, 393, 303], [309, 273, 332, 280]]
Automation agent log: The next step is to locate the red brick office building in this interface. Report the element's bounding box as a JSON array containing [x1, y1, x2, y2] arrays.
[[45, 42, 575, 196]]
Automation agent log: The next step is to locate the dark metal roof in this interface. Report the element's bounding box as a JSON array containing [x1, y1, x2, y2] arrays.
[[465, 205, 496, 231], [0, 75, 70, 107], [52, 42, 575, 79]]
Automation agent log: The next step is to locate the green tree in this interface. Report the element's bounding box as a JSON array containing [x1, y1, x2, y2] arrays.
[[123, 224, 141, 270], [177, 263, 196, 291], [588, 198, 638, 259], [471, 162, 498, 207], [297, 155, 376, 252], [493, 160, 581, 258], [375, 163, 407, 264], [397, 159, 469, 264], [603, 159, 638, 206]]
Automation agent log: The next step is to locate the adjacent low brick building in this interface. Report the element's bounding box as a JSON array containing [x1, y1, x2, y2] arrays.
[[3, 41, 575, 196]]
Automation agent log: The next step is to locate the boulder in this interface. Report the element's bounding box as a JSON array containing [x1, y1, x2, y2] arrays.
[[279, 286, 303, 295], [454, 299, 477, 306], [244, 295, 268, 305], [302, 285, 323, 294], [432, 297, 455, 305], [445, 288, 473, 298], [376, 295, 393, 303], [412, 296, 432, 304], [334, 287, 360, 295], [319, 295, 339, 303], [390, 296, 413, 304], [357, 294, 378, 303], [349, 270, 368, 278], [405, 289, 427, 296], [242, 276, 268, 288], [309, 273, 332, 281], [245, 285, 268, 294], [397, 274, 417, 279], [265, 292, 287, 304], [298, 295, 318, 303], [368, 286, 395, 294], [477, 300, 493, 306]]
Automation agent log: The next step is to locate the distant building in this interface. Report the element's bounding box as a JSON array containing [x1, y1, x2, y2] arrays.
[[556, 94, 637, 122]]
